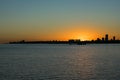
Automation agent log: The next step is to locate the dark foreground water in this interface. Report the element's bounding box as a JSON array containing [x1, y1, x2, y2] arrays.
[[0, 44, 120, 80]]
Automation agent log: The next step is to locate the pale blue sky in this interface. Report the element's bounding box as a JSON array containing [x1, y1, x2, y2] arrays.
[[0, 0, 120, 43]]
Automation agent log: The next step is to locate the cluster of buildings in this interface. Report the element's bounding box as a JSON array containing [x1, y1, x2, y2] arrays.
[[9, 34, 120, 44], [96, 34, 116, 42], [88, 34, 120, 44], [69, 34, 120, 44]]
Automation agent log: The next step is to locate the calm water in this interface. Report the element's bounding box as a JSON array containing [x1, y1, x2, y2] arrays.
[[0, 44, 120, 80]]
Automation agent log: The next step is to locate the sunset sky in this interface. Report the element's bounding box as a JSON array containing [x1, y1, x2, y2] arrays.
[[0, 0, 120, 43]]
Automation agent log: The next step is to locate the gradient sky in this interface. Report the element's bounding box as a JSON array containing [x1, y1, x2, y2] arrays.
[[0, 0, 120, 43]]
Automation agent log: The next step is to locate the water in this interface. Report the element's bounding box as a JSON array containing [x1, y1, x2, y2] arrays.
[[0, 44, 120, 80]]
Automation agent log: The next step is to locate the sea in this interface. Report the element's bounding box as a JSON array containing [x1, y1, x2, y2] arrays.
[[0, 44, 120, 80]]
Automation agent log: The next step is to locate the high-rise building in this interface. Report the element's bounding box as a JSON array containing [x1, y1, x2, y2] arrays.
[[102, 37, 104, 41], [105, 34, 108, 41], [113, 36, 115, 41]]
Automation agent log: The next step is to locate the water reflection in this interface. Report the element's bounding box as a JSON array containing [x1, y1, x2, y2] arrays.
[[72, 46, 96, 79], [78, 55, 96, 79], [0, 44, 120, 80]]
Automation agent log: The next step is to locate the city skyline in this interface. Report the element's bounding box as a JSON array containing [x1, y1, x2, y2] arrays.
[[9, 34, 120, 44], [0, 0, 120, 43]]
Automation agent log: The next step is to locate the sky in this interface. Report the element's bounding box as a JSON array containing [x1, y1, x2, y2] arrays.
[[0, 0, 120, 43]]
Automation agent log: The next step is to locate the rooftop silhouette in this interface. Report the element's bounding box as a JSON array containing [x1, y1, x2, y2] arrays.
[[9, 34, 120, 45]]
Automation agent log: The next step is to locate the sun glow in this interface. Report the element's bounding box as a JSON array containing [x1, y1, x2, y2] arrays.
[[77, 36, 88, 41], [62, 22, 101, 41], [74, 31, 95, 41]]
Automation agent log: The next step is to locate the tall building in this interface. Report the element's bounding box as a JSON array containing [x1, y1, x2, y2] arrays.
[[102, 37, 104, 41], [105, 34, 108, 41], [113, 36, 115, 41]]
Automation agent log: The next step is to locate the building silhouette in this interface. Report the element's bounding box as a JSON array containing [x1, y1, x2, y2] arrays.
[[113, 36, 115, 41], [102, 37, 104, 41], [105, 34, 108, 42], [9, 34, 120, 44]]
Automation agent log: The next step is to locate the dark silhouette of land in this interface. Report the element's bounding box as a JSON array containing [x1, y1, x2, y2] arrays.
[[9, 40, 69, 44], [9, 34, 120, 45]]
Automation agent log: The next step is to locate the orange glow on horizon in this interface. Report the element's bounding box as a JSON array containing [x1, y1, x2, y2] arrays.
[[61, 23, 97, 40], [1, 21, 119, 44], [32, 23, 104, 41]]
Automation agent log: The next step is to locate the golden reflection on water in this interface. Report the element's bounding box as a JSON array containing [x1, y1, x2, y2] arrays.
[[79, 55, 96, 79], [72, 47, 96, 79]]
